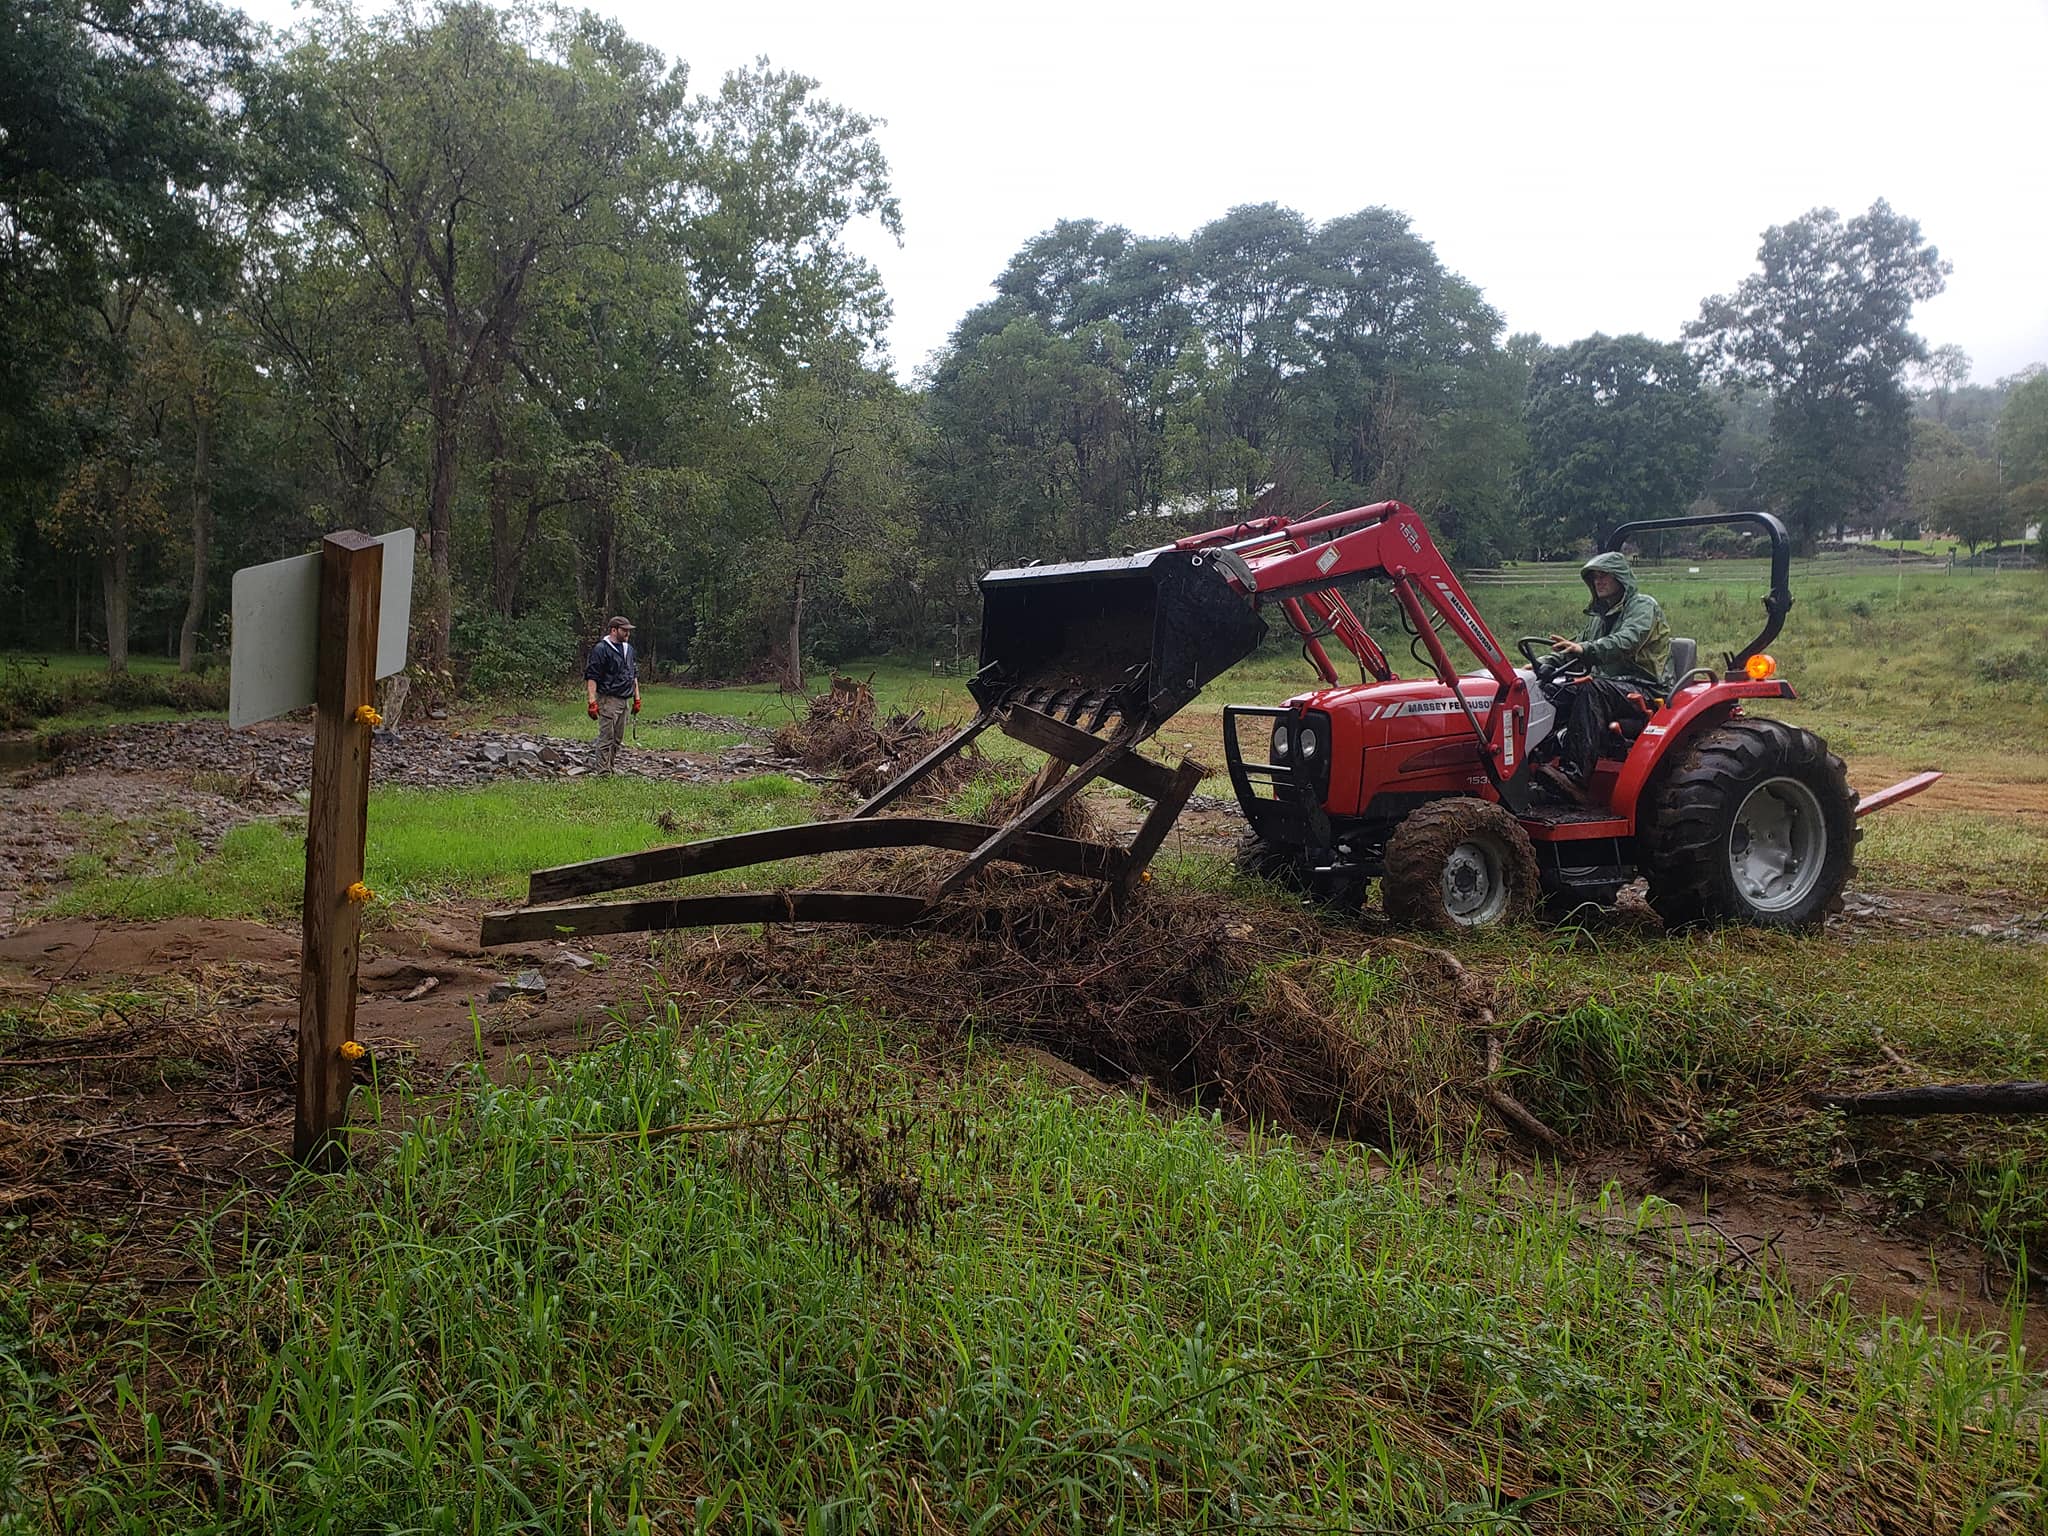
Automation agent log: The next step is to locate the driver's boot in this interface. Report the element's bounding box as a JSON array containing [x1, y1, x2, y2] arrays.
[[1533, 762, 1594, 807]]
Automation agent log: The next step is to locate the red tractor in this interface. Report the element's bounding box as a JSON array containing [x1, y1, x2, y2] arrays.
[[1175, 502, 1938, 930], [483, 501, 1939, 947]]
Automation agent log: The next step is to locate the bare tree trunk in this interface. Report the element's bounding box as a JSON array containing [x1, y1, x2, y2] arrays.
[[100, 540, 131, 676], [595, 500, 616, 618], [179, 401, 213, 673], [785, 570, 807, 689], [425, 393, 458, 673]]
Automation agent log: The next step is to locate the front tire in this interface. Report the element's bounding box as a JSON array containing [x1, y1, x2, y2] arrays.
[[1644, 718, 1856, 931], [1233, 831, 1307, 890], [1382, 799, 1541, 932]]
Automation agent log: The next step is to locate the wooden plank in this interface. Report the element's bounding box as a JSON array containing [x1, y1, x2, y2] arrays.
[[930, 727, 1139, 901], [1000, 706, 1175, 799], [295, 531, 382, 1170], [853, 709, 995, 818], [482, 890, 931, 946], [1816, 1081, 2048, 1116], [1114, 758, 1206, 895], [527, 817, 1128, 903]]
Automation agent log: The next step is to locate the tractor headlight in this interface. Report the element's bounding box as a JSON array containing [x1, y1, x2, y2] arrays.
[[1270, 723, 1291, 760], [1298, 725, 1320, 761]]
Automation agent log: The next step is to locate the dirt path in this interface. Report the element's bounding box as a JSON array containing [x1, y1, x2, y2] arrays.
[[1575, 1158, 2046, 1353], [0, 910, 676, 1256]]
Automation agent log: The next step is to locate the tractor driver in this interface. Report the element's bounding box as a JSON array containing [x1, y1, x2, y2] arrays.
[[1539, 551, 1671, 787]]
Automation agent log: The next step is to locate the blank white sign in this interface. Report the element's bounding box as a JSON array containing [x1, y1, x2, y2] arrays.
[[229, 529, 415, 728]]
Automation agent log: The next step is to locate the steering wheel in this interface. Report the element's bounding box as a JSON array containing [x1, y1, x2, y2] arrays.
[[1517, 635, 1591, 674], [1517, 635, 1591, 700]]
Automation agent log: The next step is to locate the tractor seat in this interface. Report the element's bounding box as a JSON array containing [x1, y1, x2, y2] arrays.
[[1667, 636, 1698, 686]]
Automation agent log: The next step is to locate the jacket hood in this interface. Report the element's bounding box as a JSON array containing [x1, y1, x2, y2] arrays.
[[1581, 550, 1638, 612]]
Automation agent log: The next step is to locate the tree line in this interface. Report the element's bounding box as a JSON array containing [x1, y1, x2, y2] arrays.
[[4, 0, 2044, 693]]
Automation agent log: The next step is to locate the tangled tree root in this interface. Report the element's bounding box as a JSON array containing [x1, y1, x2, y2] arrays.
[[674, 864, 1559, 1151], [772, 675, 981, 800]]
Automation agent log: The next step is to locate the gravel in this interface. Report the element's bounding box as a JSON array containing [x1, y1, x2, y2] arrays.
[[39, 719, 768, 792]]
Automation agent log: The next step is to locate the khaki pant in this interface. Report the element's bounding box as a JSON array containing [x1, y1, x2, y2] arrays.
[[594, 694, 630, 774]]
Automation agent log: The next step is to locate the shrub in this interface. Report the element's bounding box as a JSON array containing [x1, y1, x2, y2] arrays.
[[1697, 525, 1757, 558], [455, 609, 579, 698], [1974, 648, 2048, 688], [0, 662, 225, 728]]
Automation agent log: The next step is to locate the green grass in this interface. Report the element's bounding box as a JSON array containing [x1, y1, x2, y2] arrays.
[[44, 775, 816, 919], [0, 651, 187, 680], [1455, 915, 2048, 1260], [4, 1005, 2041, 1532], [2, 652, 228, 733], [1857, 809, 2048, 901]]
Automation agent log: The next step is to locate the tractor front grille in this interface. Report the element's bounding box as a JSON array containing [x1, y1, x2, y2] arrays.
[[1224, 704, 1332, 850]]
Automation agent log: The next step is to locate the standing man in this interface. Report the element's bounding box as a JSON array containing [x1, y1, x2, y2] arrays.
[[583, 615, 641, 775]]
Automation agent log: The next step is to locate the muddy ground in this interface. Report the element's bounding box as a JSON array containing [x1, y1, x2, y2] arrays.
[[1, 717, 2043, 1343]]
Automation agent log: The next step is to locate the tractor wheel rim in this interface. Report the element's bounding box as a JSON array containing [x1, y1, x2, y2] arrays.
[[1443, 837, 1509, 926], [1728, 776, 1828, 913]]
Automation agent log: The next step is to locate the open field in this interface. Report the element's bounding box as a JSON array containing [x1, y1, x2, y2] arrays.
[[2, 566, 2046, 1530]]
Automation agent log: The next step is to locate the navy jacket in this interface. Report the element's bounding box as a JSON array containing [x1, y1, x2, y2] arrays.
[[584, 636, 638, 698]]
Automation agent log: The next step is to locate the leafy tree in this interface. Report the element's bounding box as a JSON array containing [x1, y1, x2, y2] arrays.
[[1995, 370, 2048, 488], [1904, 420, 1978, 532], [1936, 465, 2013, 559], [1297, 209, 1492, 495], [1185, 204, 1313, 499], [723, 342, 916, 686], [922, 317, 1135, 572], [0, 0, 254, 460], [1688, 201, 1949, 550], [283, 2, 685, 672], [1913, 344, 1972, 424], [1523, 335, 1721, 556]]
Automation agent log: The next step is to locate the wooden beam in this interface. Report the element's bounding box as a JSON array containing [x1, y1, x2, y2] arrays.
[[929, 726, 1139, 901], [527, 817, 1128, 903], [295, 531, 382, 1170], [482, 890, 930, 946], [999, 706, 1176, 800], [1815, 1081, 2048, 1116], [853, 710, 995, 818], [1114, 758, 1206, 895]]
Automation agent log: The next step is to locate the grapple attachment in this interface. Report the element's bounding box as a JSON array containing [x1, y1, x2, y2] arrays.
[[972, 548, 1267, 736], [481, 545, 1266, 947]]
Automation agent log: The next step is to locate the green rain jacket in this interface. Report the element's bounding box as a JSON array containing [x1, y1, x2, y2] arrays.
[[1572, 551, 1671, 689]]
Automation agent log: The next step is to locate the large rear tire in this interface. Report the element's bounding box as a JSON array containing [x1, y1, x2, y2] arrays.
[[1382, 799, 1541, 932], [1644, 718, 1856, 932]]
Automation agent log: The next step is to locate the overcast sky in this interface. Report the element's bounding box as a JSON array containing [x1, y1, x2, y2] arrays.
[[249, 0, 2048, 384]]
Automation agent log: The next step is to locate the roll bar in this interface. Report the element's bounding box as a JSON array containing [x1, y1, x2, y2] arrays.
[[1603, 510, 1792, 670]]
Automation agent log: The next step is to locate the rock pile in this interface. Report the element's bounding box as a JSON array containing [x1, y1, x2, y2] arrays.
[[40, 719, 757, 793]]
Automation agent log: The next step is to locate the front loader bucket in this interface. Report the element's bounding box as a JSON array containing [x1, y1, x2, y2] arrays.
[[971, 547, 1267, 735]]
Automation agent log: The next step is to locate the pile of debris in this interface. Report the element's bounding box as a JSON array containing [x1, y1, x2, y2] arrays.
[[676, 862, 1490, 1146], [771, 676, 978, 799]]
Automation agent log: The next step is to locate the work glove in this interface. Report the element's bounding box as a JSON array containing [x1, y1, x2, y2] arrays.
[[631, 697, 641, 714], [587, 700, 600, 719]]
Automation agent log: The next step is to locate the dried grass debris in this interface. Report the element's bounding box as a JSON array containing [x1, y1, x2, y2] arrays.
[[771, 675, 981, 800], [675, 865, 1507, 1147]]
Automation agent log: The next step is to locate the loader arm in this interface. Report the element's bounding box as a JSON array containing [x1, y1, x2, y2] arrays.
[[1177, 501, 1526, 800], [1175, 502, 1515, 693]]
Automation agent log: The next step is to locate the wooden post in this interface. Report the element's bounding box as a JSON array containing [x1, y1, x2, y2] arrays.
[[295, 531, 383, 1169]]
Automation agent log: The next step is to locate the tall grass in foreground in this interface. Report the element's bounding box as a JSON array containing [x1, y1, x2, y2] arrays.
[[5, 1007, 2041, 1533]]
